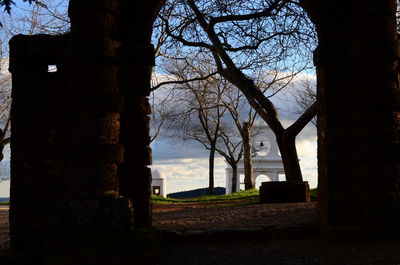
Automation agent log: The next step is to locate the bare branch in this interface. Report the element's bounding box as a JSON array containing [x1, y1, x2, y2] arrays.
[[151, 71, 218, 91]]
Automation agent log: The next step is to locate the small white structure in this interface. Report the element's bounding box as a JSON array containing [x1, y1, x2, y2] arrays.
[[151, 169, 167, 197], [225, 123, 285, 194]]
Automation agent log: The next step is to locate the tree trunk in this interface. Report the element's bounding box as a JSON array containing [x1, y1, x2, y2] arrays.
[[231, 163, 238, 193], [277, 132, 303, 183], [243, 122, 255, 189], [208, 145, 216, 195]]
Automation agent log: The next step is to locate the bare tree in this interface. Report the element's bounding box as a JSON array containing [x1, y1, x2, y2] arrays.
[[0, 0, 69, 35], [158, 0, 317, 183], [292, 77, 316, 126], [149, 86, 182, 143], [220, 83, 259, 190], [161, 56, 227, 195], [215, 122, 243, 193]]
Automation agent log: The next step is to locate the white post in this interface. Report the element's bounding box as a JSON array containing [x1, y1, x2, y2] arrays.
[[225, 169, 232, 194], [161, 177, 167, 197]]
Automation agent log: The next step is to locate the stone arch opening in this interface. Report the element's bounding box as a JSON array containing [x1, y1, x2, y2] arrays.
[[255, 174, 270, 189], [6, 0, 400, 252]]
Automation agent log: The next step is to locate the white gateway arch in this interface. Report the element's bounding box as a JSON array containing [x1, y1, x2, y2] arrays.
[[225, 123, 285, 194]]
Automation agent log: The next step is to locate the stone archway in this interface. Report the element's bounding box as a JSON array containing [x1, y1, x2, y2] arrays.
[[8, 0, 400, 252], [255, 174, 271, 190]]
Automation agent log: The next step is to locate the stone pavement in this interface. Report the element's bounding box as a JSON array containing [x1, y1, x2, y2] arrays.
[[0, 206, 8, 249], [0, 202, 317, 250], [2, 203, 400, 265], [152, 202, 318, 239]]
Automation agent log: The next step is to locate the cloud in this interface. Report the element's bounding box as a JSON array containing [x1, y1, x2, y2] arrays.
[[151, 140, 210, 160], [151, 156, 227, 193], [0, 180, 9, 198], [150, 108, 318, 193], [151, 133, 318, 194]]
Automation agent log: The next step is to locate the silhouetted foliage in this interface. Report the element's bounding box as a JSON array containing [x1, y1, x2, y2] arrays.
[[1, 0, 36, 13]]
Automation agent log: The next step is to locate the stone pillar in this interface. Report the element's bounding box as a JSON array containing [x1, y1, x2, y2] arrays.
[[118, 0, 165, 228], [302, 0, 400, 235], [8, 0, 165, 252], [9, 34, 69, 251], [63, 0, 131, 232]]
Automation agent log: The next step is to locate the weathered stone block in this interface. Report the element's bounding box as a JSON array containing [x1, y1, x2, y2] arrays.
[[120, 44, 155, 65], [64, 144, 124, 164], [118, 166, 152, 198], [66, 92, 125, 112], [66, 62, 119, 93], [68, 0, 120, 17], [124, 96, 152, 114], [9, 34, 69, 72], [259, 181, 311, 204], [68, 37, 121, 59], [120, 108, 151, 145], [65, 163, 119, 195], [70, 14, 119, 40], [65, 112, 121, 144], [123, 146, 152, 165], [120, 66, 152, 96]]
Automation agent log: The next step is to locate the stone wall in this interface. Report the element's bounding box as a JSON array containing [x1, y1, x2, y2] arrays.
[[8, 0, 164, 251], [9, 34, 70, 250], [303, 0, 400, 235]]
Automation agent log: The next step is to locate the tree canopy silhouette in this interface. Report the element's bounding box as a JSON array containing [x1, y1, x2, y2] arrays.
[[157, 0, 317, 183]]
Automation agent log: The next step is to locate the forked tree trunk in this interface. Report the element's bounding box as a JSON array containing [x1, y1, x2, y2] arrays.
[[276, 132, 303, 183], [208, 145, 216, 195], [231, 163, 238, 193], [243, 122, 255, 189]]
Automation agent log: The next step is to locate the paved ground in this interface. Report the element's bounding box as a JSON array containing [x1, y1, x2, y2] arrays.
[[152, 202, 317, 232], [2, 203, 400, 264], [0, 206, 8, 249], [0, 202, 317, 250]]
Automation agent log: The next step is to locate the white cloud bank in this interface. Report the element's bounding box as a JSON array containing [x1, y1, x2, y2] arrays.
[[151, 123, 318, 194]]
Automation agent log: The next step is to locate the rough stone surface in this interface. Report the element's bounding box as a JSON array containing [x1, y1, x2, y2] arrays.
[[259, 181, 310, 203], [8, 0, 164, 251], [302, 0, 400, 235]]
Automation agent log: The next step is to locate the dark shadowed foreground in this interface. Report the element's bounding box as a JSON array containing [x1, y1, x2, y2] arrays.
[[1, 203, 400, 264]]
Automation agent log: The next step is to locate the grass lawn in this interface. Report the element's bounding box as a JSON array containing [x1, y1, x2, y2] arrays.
[[152, 189, 261, 206], [152, 188, 317, 207], [0, 188, 317, 207]]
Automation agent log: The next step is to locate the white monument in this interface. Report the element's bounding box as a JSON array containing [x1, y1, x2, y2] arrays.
[[225, 123, 285, 194], [151, 169, 167, 197]]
